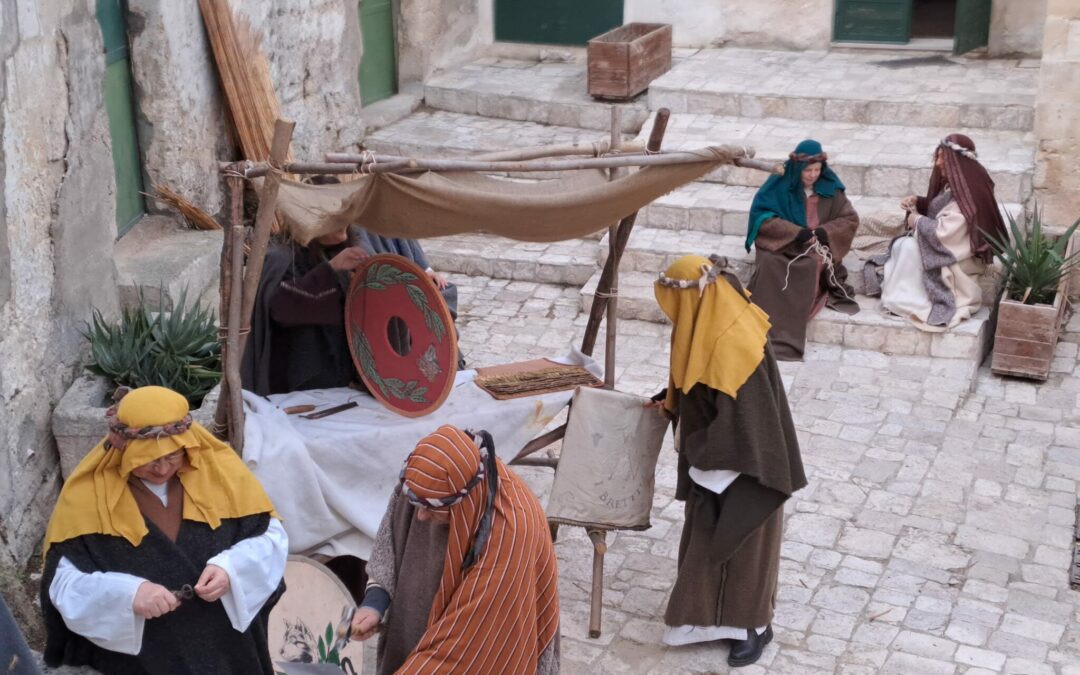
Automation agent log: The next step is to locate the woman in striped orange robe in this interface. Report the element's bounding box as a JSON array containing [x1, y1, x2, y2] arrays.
[[352, 425, 560, 674]]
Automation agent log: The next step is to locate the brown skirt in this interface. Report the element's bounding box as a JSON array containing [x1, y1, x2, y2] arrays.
[[664, 482, 783, 629], [749, 248, 858, 361]]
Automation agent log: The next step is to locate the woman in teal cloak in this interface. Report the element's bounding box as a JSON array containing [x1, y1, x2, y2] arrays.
[[746, 140, 859, 361]]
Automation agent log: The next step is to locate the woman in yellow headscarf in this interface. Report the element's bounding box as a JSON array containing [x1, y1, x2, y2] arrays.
[[40, 386, 288, 674], [650, 255, 807, 668]]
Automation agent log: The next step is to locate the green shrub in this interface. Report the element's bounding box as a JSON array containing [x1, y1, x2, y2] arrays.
[[987, 204, 1080, 306], [83, 287, 221, 406]]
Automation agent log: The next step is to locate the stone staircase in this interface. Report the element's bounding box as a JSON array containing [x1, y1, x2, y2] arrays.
[[364, 47, 1041, 376]]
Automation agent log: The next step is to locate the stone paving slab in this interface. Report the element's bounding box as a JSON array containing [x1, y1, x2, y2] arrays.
[[424, 57, 651, 133], [362, 272, 1080, 674], [635, 112, 1035, 202], [580, 269, 992, 364], [649, 48, 1039, 131]]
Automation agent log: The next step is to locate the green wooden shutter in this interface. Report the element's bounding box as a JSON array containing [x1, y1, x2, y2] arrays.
[[360, 0, 398, 105], [96, 0, 145, 236], [495, 0, 624, 46], [834, 0, 913, 43], [953, 0, 992, 54]]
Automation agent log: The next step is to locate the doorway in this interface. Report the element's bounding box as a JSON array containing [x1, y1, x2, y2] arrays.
[[833, 0, 991, 53], [359, 0, 398, 106], [911, 0, 956, 38], [494, 0, 623, 46]]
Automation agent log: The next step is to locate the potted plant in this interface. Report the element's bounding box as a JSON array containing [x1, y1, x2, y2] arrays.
[[988, 205, 1080, 381], [53, 288, 222, 477]]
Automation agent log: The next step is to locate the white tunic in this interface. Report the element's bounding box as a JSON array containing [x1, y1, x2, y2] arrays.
[[49, 479, 288, 655]]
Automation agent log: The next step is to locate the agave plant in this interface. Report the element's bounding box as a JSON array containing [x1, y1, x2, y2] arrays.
[[82, 287, 221, 406], [986, 205, 1080, 306]]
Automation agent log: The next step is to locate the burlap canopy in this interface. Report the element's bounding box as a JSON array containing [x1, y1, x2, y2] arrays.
[[275, 146, 740, 245]]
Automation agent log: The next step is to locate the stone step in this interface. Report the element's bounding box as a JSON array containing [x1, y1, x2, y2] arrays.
[[649, 47, 1038, 132], [580, 268, 993, 363], [364, 109, 628, 161], [638, 112, 1035, 202], [636, 181, 1024, 237], [424, 57, 652, 134], [422, 234, 599, 286], [113, 215, 223, 313]]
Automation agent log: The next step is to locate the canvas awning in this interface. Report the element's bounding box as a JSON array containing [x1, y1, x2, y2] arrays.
[[275, 146, 741, 245]]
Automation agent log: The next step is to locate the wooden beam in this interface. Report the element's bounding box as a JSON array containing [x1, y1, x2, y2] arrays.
[[231, 118, 294, 453], [511, 423, 568, 462], [581, 108, 671, 356]]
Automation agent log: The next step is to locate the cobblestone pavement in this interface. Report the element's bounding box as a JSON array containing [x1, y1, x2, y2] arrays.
[[363, 274, 1080, 674]]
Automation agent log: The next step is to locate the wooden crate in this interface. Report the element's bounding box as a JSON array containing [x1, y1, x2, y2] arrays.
[[990, 238, 1072, 381], [588, 23, 672, 101]]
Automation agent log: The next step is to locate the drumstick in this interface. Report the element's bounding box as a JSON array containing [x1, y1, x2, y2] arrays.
[[282, 404, 316, 415]]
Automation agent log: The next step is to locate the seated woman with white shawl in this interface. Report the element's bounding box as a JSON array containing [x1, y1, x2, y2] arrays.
[[880, 134, 1006, 330]]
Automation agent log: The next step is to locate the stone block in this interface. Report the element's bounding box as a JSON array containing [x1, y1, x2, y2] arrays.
[[52, 374, 220, 479]]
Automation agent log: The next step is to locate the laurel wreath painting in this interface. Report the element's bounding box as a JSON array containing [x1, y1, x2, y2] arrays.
[[352, 262, 448, 403]]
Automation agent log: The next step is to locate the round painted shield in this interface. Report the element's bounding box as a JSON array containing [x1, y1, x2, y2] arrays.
[[269, 555, 363, 674], [346, 254, 457, 417]]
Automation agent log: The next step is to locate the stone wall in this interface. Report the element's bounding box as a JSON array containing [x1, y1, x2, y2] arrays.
[[990, 0, 1048, 56], [0, 0, 119, 568], [398, 0, 487, 85], [1032, 0, 1080, 228], [123, 0, 366, 217], [127, 0, 231, 217]]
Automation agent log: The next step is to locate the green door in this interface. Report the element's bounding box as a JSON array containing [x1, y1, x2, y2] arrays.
[[96, 0, 144, 236], [834, 0, 913, 43], [360, 0, 398, 105], [495, 0, 623, 46], [953, 0, 992, 54]]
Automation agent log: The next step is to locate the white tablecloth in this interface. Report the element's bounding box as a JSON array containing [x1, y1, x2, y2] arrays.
[[242, 352, 599, 560]]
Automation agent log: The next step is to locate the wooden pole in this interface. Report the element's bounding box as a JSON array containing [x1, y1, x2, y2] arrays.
[[228, 118, 294, 454], [230, 149, 775, 180], [234, 145, 750, 178], [236, 119, 294, 359], [604, 107, 622, 389], [213, 172, 243, 436], [226, 223, 245, 449], [510, 423, 568, 463], [581, 108, 671, 356], [587, 528, 608, 638], [321, 139, 646, 166]]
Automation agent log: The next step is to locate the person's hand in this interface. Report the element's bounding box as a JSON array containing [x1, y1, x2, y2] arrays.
[[194, 564, 231, 602], [906, 211, 919, 231], [426, 269, 449, 290], [900, 195, 918, 211], [351, 607, 382, 642], [643, 399, 664, 411], [814, 228, 829, 247], [132, 582, 180, 619], [329, 247, 370, 272], [794, 228, 815, 245]]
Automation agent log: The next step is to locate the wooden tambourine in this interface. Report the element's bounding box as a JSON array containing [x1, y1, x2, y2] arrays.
[[269, 555, 363, 674], [345, 254, 458, 417]]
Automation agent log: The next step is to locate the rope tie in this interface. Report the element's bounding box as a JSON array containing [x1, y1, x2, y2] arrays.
[[781, 239, 854, 302], [594, 289, 619, 299]]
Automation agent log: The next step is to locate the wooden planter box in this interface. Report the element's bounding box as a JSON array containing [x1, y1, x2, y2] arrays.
[[990, 239, 1073, 381], [588, 23, 672, 101]]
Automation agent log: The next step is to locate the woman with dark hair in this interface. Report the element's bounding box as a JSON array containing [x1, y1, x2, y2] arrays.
[[880, 134, 1006, 330], [746, 139, 860, 361]]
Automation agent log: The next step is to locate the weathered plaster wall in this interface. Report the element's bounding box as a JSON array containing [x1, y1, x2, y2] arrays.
[[990, 0, 1047, 57], [127, 0, 231, 216], [1032, 0, 1080, 227], [398, 0, 488, 83], [623, 0, 725, 47], [0, 0, 119, 567], [234, 0, 364, 158]]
